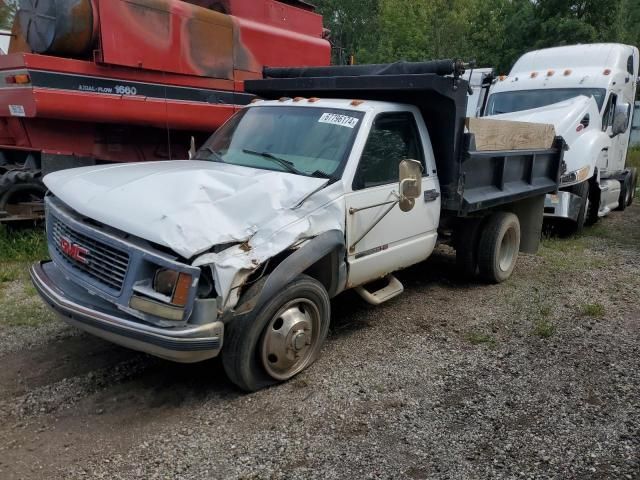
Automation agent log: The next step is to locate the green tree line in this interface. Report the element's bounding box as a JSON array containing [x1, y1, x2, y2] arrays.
[[315, 0, 640, 73], [0, 0, 16, 30]]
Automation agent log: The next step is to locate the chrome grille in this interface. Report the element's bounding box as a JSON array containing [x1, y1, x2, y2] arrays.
[[51, 216, 130, 292]]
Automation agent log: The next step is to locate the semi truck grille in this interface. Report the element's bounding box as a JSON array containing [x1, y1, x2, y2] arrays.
[[51, 216, 130, 292]]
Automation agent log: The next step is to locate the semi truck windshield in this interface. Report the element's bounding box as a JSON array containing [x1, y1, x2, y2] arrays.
[[197, 106, 365, 179], [486, 88, 607, 115]]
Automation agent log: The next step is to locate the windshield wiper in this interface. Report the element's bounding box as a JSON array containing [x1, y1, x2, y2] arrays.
[[242, 149, 306, 176], [195, 146, 224, 162]]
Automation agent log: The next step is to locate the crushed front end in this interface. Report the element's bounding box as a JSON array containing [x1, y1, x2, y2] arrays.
[[30, 196, 223, 363]]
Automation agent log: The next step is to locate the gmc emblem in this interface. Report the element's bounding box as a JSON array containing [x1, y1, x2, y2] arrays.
[[59, 237, 90, 265]]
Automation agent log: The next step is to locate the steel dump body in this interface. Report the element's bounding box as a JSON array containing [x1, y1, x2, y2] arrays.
[[247, 67, 563, 215]]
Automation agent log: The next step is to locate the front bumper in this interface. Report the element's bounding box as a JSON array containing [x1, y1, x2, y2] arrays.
[[544, 191, 583, 221], [30, 261, 223, 363]]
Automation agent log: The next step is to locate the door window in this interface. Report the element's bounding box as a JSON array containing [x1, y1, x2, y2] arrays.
[[602, 94, 617, 132], [353, 112, 425, 190], [628, 55, 635, 76]]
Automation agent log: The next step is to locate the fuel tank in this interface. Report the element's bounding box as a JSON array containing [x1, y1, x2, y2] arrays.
[[17, 0, 97, 56], [14, 0, 330, 78]]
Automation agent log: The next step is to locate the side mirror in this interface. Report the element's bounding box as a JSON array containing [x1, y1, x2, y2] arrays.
[[612, 103, 631, 136], [398, 159, 423, 212]]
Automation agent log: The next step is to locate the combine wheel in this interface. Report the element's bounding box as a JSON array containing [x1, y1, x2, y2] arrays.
[[0, 163, 45, 223]]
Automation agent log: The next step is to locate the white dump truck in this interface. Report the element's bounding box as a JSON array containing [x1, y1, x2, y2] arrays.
[[486, 43, 639, 233], [31, 61, 563, 391]]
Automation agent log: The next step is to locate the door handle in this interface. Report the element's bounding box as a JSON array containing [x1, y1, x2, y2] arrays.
[[424, 189, 440, 202]]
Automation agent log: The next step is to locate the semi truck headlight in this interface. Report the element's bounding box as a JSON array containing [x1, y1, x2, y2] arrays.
[[560, 166, 591, 186], [153, 269, 193, 307]]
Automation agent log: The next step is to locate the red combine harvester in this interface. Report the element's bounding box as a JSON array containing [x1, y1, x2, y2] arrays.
[[0, 0, 330, 223]]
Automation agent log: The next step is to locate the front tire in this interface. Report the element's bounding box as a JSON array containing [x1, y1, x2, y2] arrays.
[[477, 212, 521, 284], [222, 275, 330, 392], [628, 168, 637, 207], [616, 174, 631, 211]]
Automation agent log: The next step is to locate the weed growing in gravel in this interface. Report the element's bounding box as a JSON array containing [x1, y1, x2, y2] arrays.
[[580, 303, 605, 318], [533, 319, 556, 338], [465, 331, 497, 348]]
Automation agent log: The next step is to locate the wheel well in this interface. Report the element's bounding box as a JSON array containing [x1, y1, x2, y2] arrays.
[[303, 249, 341, 295]]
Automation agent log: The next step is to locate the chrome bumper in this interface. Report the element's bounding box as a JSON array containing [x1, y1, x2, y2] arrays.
[[544, 191, 583, 221], [30, 261, 223, 363]]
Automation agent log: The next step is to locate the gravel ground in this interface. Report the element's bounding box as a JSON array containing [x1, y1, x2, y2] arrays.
[[1, 204, 639, 480]]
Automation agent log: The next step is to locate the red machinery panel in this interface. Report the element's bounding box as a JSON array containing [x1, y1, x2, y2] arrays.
[[98, 0, 242, 79], [97, 0, 330, 79]]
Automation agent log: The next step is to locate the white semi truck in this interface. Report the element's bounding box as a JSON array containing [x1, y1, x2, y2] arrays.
[[486, 44, 639, 233], [30, 61, 564, 391]]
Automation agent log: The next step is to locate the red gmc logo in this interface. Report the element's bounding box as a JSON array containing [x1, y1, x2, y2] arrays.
[[59, 237, 90, 265]]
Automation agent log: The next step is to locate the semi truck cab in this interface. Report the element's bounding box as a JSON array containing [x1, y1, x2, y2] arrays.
[[486, 43, 639, 233]]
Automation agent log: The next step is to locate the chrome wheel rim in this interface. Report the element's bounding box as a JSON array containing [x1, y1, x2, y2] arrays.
[[499, 228, 517, 272], [260, 298, 321, 381]]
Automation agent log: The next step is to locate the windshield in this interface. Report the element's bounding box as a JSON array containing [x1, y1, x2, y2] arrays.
[[196, 106, 365, 179], [486, 88, 607, 115]]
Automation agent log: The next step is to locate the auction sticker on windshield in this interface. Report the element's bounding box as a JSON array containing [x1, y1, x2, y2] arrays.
[[318, 112, 360, 128]]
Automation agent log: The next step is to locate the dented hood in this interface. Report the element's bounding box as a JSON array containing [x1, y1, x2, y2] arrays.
[[489, 96, 600, 139], [44, 161, 330, 259]]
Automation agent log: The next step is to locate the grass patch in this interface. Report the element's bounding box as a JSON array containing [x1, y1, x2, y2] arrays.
[[465, 331, 496, 347], [538, 236, 607, 271], [628, 147, 640, 170], [0, 227, 48, 262], [580, 303, 605, 318], [0, 226, 52, 328], [0, 263, 22, 284]]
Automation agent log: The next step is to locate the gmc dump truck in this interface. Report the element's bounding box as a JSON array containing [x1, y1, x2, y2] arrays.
[[0, 0, 330, 223], [31, 61, 564, 391]]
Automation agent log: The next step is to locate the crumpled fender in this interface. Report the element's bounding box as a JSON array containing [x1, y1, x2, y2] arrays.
[[230, 230, 346, 318]]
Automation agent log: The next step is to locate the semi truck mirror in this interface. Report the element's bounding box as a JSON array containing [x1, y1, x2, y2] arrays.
[[612, 103, 631, 136], [399, 159, 423, 212]]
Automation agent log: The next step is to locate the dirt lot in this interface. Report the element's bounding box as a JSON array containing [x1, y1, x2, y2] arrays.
[[1, 201, 639, 480]]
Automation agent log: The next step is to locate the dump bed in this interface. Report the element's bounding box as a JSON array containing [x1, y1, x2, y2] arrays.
[[245, 61, 564, 215]]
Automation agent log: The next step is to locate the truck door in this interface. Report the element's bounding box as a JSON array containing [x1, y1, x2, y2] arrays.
[[345, 111, 440, 287]]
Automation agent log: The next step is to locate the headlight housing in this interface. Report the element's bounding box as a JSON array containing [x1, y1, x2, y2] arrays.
[[153, 268, 193, 307], [560, 166, 591, 186]]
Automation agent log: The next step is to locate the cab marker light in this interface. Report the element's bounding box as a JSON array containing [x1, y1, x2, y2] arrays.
[[351, 100, 365, 106], [603, 69, 611, 76], [531, 72, 539, 78], [499, 75, 507, 81], [547, 70, 555, 77], [308, 97, 320, 103], [564, 69, 572, 76], [293, 97, 305, 102], [250, 98, 262, 104]]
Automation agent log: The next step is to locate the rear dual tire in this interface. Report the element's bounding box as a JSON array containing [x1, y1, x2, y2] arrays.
[[456, 212, 521, 284]]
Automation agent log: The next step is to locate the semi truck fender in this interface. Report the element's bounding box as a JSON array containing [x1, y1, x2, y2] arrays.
[[563, 130, 611, 179], [231, 230, 346, 318]]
